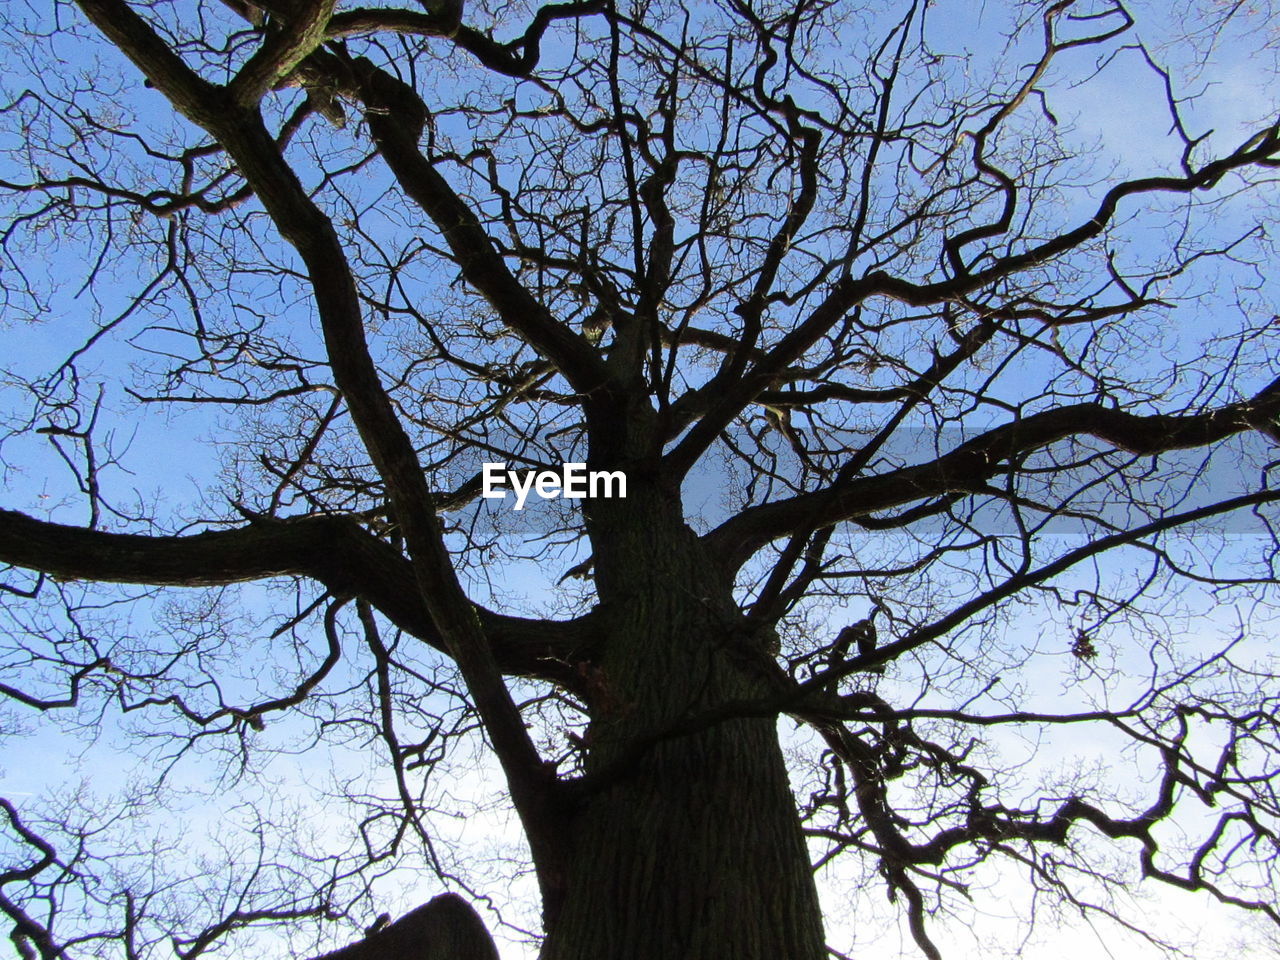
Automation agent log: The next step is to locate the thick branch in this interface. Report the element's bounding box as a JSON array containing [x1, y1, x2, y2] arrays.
[[326, 4, 461, 39], [707, 377, 1280, 569], [450, 2, 607, 76], [0, 508, 593, 684], [73, 0, 571, 911], [229, 0, 337, 107], [666, 121, 1280, 474], [351, 57, 612, 399], [72, 0, 228, 125]]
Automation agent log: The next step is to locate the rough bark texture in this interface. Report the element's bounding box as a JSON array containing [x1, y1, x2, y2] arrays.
[[539, 483, 827, 960]]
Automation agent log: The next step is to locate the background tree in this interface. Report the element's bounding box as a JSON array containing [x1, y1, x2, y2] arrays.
[[1, 0, 1279, 958]]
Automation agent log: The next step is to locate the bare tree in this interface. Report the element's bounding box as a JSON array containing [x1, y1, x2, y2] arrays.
[[1, 0, 1279, 958]]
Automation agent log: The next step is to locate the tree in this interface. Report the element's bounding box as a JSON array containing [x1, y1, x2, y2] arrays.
[[1, 0, 1279, 957]]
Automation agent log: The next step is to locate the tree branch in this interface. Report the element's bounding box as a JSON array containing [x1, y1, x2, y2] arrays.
[[706, 376, 1280, 569], [76, 0, 573, 912], [229, 0, 337, 107], [665, 119, 1280, 475], [349, 56, 613, 399], [0, 508, 594, 685]]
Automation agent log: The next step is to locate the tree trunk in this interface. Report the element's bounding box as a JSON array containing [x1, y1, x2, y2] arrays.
[[539, 485, 827, 960]]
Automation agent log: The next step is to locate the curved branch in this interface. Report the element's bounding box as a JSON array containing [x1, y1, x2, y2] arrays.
[[665, 119, 1280, 474], [327, 4, 461, 39], [0, 509, 593, 684], [707, 376, 1280, 569], [229, 0, 337, 107], [350, 56, 612, 398], [72, 3, 577, 914], [451, 2, 607, 77]]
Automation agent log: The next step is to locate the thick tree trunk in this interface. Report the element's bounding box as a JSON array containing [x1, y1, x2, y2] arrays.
[[539, 486, 827, 960], [541, 713, 826, 959]]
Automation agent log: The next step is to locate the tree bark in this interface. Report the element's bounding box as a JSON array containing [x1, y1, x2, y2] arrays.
[[539, 485, 827, 960]]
